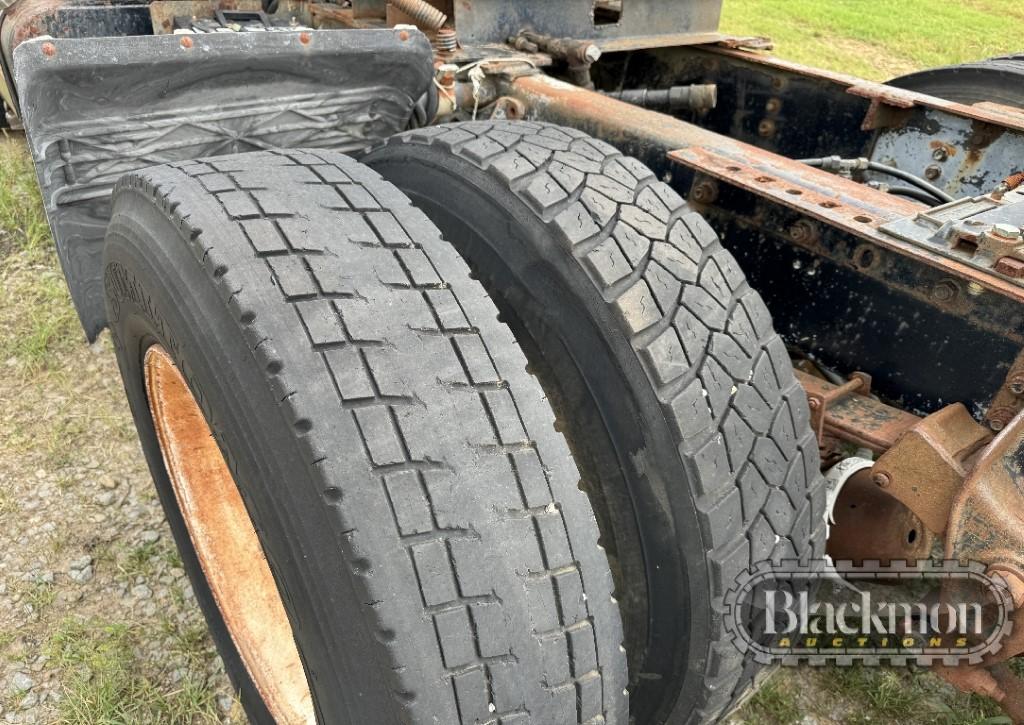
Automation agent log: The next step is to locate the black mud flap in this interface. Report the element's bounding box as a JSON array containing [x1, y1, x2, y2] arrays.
[[13, 29, 433, 339]]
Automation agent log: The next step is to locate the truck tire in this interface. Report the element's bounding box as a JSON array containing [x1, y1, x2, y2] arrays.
[[365, 122, 826, 725], [889, 53, 1024, 108], [102, 149, 628, 725]]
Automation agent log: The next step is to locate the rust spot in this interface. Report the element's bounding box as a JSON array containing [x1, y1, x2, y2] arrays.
[[398, 29, 410, 41], [180, 35, 193, 48], [964, 121, 1006, 166], [40, 41, 55, 57], [299, 31, 311, 44], [996, 257, 1024, 279], [929, 139, 958, 158], [6, 0, 65, 48]]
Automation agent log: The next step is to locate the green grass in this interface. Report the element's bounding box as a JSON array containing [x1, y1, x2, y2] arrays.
[[721, 0, 1024, 80], [20, 580, 57, 614], [0, 133, 50, 255], [117, 539, 182, 582], [47, 617, 221, 725], [741, 675, 802, 724], [734, 664, 1014, 724], [0, 136, 78, 372]]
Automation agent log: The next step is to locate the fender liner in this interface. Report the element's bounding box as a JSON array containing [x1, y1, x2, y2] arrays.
[[13, 28, 432, 339]]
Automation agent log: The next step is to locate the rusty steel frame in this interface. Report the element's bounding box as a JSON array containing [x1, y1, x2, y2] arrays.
[[931, 408, 1024, 717], [794, 369, 919, 455], [873, 403, 993, 534], [705, 46, 1024, 136], [508, 71, 1024, 307]]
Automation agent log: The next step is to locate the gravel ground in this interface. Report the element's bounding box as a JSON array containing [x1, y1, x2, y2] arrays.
[[0, 136, 242, 723], [0, 331, 245, 723]]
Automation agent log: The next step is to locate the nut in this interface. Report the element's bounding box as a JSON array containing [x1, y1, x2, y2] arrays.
[[789, 219, 819, 245], [988, 406, 1016, 431], [924, 164, 942, 181], [436, 63, 458, 88], [931, 280, 959, 303], [493, 97, 526, 120], [991, 223, 1021, 241], [690, 179, 719, 205]]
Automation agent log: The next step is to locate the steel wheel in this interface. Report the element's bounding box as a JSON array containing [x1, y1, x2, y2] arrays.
[[144, 345, 314, 725]]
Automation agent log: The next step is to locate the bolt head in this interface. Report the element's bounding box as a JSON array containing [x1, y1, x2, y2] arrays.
[[584, 45, 602, 63], [932, 147, 949, 162], [873, 472, 891, 488], [931, 281, 958, 302], [1011, 380, 1024, 395], [966, 281, 985, 297], [924, 164, 942, 181]]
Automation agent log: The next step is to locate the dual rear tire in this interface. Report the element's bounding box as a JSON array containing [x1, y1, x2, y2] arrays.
[[365, 122, 825, 723], [104, 125, 824, 725], [105, 150, 627, 724]]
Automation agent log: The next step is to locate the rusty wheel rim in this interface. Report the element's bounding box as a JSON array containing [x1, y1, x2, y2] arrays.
[[144, 345, 315, 725]]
